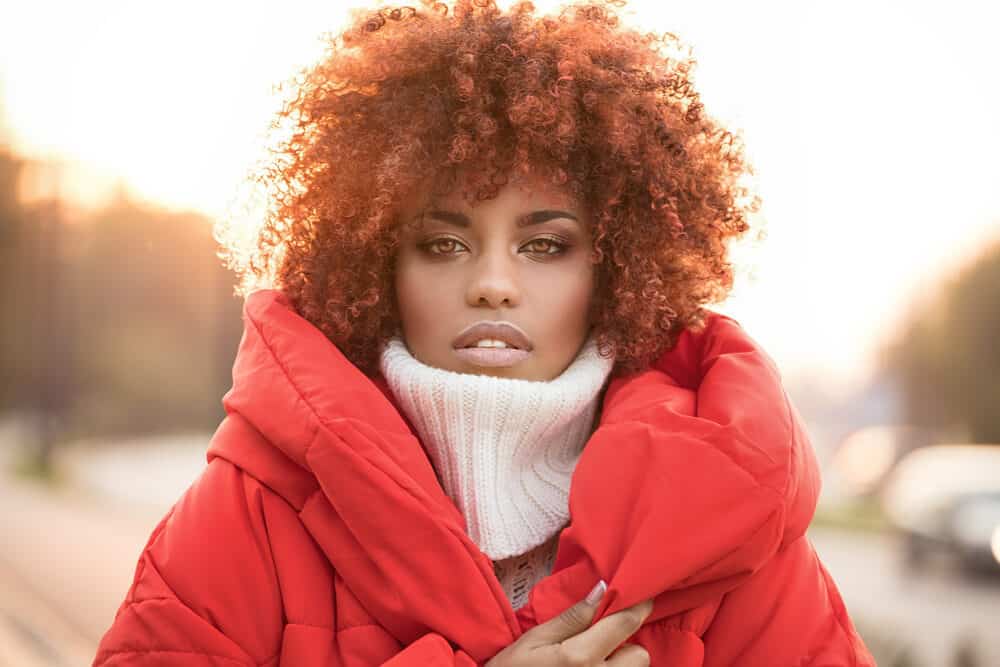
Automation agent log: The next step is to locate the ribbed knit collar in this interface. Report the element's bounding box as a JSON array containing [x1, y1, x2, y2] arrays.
[[379, 335, 615, 560]]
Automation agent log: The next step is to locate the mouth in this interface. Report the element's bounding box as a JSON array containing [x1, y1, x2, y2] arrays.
[[452, 322, 533, 350], [452, 345, 532, 368], [451, 321, 534, 367]]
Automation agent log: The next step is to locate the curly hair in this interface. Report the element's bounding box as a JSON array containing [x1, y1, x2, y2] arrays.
[[216, 0, 762, 378]]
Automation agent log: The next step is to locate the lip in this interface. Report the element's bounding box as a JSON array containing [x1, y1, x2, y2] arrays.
[[452, 321, 534, 352], [453, 347, 532, 368]]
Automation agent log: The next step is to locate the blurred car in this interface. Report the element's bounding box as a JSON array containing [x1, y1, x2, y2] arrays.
[[880, 443, 1000, 575]]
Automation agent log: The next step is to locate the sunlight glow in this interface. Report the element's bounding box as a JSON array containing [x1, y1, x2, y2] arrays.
[[1, 0, 998, 392]]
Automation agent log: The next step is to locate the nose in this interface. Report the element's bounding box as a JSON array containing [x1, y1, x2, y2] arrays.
[[465, 249, 521, 309]]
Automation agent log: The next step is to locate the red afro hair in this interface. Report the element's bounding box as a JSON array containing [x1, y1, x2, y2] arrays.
[[217, 0, 762, 378]]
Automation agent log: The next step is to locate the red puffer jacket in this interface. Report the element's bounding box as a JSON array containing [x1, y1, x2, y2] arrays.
[[93, 289, 875, 666]]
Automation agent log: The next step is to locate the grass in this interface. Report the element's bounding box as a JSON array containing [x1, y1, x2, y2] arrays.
[[812, 495, 891, 534], [7, 448, 69, 488]]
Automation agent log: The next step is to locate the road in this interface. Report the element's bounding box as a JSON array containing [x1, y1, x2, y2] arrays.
[[0, 436, 183, 667], [808, 526, 1000, 666], [0, 471, 168, 667]]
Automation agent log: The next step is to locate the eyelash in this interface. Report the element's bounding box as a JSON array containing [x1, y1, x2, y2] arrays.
[[418, 236, 570, 257]]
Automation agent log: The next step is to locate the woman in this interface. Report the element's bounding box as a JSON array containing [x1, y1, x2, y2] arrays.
[[93, 0, 875, 664]]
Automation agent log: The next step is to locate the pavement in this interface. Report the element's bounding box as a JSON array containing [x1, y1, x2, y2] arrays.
[[0, 434, 204, 667], [0, 471, 179, 666]]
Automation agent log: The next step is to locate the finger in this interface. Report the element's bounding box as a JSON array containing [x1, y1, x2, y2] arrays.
[[557, 600, 653, 663], [606, 643, 651, 667], [524, 581, 606, 645]]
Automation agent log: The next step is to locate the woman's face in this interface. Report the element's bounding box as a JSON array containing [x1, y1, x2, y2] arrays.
[[394, 174, 595, 381]]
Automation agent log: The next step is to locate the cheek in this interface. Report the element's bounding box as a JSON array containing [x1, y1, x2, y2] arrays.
[[533, 261, 594, 329], [544, 265, 594, 321], [394, 256, 452, 340], [394, 261, 426, 328]]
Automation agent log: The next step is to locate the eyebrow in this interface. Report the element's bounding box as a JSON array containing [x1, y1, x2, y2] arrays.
[[423, 209, 580, 227]]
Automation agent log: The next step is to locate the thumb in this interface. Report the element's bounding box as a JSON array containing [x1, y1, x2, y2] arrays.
[[529, 580, 607, 644]]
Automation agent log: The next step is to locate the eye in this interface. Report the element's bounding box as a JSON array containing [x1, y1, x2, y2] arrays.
[[419, 237, 467, 256], [522, 237, 569, 256]]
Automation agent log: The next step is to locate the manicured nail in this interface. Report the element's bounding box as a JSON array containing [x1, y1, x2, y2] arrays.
[[585, 580, 607, 605]]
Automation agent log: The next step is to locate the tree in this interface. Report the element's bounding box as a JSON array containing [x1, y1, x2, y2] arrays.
[[880, 236, 1000, 444], [61, 193, 245, 440], [0, 150, 26, 410], [0, 157, 246, 453]]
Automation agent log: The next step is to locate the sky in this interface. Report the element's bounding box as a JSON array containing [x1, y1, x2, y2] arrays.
[[1, 0, 998, 396]]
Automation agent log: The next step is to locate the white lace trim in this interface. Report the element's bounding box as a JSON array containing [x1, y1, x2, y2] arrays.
[[492, 532, 560, 611]]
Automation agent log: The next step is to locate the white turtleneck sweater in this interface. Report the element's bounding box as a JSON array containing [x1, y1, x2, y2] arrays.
[[379, 335, 614, 610]]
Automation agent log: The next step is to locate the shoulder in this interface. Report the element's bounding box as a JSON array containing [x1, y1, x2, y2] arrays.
[[141, 459, 288, 626], [598, 307, 818, 532]]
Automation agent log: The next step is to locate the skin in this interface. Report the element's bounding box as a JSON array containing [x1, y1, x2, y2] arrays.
[[393, 172, 596, 381]]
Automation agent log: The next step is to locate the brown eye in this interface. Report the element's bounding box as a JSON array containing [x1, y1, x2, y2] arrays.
[[420, 237, 466, 255], [434, 239, 458, 254], [523, 237, 568, 255]]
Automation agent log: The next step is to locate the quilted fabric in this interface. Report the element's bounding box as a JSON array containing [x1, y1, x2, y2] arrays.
[[93, 289, 876, 666]]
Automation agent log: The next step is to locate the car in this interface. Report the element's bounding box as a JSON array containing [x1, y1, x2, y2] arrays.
[[880, 444, 1000, 576]]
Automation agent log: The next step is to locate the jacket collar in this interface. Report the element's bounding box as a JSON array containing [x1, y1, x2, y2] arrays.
[[208, 289, 820, 661]]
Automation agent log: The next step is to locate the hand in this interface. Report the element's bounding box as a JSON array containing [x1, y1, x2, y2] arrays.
[[485, 581, 653, 666]]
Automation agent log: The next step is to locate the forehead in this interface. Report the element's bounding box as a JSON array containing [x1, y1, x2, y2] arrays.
[[403, 171, 582, 218]]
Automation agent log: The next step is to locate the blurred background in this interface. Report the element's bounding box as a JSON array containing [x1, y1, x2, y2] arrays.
[[1, 1, 998, 665]]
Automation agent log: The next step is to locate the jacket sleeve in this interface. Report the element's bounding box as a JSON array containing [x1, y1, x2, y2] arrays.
[[380, 633, 480, 666], [700, 534, 876, 667], [92, 460, 284, 666]]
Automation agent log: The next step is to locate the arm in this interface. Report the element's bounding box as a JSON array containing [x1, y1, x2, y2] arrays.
[[92, 458, 484, 667], [92, 461, 283, 666], [380, 634, 480, 667]]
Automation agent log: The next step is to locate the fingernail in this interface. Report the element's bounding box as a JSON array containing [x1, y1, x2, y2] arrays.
[[585, 579, 607, 605]]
